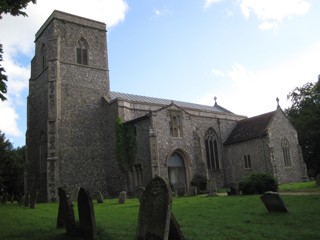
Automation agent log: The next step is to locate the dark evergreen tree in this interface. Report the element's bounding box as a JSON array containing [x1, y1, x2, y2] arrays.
[[286, 80, 320, 176]]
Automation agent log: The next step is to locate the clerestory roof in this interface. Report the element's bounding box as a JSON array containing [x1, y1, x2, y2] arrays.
[[224, 111, 276, 145], [109, 91, 234, 114]]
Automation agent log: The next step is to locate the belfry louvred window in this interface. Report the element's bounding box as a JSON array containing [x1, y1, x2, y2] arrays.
[[76, 38, 88, 65]]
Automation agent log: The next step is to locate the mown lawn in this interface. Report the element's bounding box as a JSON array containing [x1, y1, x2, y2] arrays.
[[1, 191, 320, 240]]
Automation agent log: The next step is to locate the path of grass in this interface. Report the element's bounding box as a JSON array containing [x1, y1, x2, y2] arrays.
[[1, 193, 320, 240]]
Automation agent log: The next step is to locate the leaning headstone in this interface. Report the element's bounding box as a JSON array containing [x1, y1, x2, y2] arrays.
[[136, 187, 145, 203], [69, 186, 80, 203], [136, 176, 172, 240], [19, 194, 25, 207], [96, 191, 104, 204], [207, 179, 217, 196], [78, 188, 97, 240], [24, 192, 30, 207], [260, 191, 288, 213], [169, 213, 185, 240], [29, 191, 38, 209], [118, 191, 126, 204], [56, 187, 78, 235]]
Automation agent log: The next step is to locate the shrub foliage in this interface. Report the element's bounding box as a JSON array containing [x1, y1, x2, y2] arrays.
[[239, 173, 278, 195]]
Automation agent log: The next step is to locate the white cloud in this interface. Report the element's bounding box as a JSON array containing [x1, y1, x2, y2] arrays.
[[212, 69, 225, 77], [198, 41, 320, 117], [205, 0, 224, 9], [0, 0, 129, 141], [153, 8, 172, 18], [238, 0, 310, 30]]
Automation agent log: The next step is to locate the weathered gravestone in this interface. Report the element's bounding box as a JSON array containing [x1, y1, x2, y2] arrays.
[[260, 191, 288, 213], [78, 188, 97, 240], [118, 191, 126, 204], [56, 187, 78, 235], [169, 213, 185, 240], [315, 174, 320, 186], [136, 187, 145, 203], [207, 179, 217, 196], [69, 186, 80, 203], [29, 191, 38, 209], [136, 176, 172, 240], [96, 191, 104, 204], [24, 192, 30, 207]]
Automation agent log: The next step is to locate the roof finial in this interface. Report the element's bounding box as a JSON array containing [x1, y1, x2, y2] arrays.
[[276, 97, 280, 108], [214, 96, 217, 105]]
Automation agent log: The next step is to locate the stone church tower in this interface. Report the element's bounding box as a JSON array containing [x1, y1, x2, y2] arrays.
[[26, 11, 110, 202]]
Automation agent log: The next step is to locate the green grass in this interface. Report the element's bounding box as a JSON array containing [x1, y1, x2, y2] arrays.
[[278, 180, 320, 192], [1, 193, 320, 240]]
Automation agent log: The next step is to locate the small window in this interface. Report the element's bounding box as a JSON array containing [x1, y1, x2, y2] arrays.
[[281, 138, 291, 166], [76, 38, 88, 65], [169, 111, 182, 137], [205, 128, 220, 170], [244, 154, 251, 169]]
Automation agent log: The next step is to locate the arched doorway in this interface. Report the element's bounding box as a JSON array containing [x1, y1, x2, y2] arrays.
[[167, 152, 186, 192]]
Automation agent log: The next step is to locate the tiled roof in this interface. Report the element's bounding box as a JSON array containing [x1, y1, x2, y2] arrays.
[[224, 111, 276, 145], [109, 91, 234, 114]]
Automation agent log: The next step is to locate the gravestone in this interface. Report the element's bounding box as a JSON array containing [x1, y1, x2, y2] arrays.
[[189, 186, 197, 196], [78, 188, 97, 239], [24, 192, 30, 207], [260, 191, 288, 213], [136, 187, 145, 203], [96, 191, 104, 204], [69, 186, 80, 203], [29, 191, 38, 209], [56, 187, 78, 235], [207, 179, 217, 196], [136, 176, 172, 240], [19, 194, 25, 207], [169, 213, 185, 240], [118, 191, 126, 204]]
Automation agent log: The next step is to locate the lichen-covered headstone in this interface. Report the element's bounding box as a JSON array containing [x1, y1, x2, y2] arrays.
[[118, 191, 126, 204], [78, 188, 97, 239], [96, 191, 104, 204], [169, 213, 185, 240], [136, 176, 172, 240], [29, 191, 38, 209], [136, 187, 145, 203], [24, 192, 30, 207], [56, 187, 77, 234], [260, 191, 288, 213]]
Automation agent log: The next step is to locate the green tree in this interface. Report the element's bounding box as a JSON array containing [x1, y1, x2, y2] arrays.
[[286, 80, 320, 176], [0, 0, 36, 19], [0, 0, 36, 101], [0, 131, 26, 196]]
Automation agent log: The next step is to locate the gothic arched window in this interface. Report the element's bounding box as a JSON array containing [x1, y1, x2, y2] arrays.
[[281, 137, 291, 166], [205, 128, 220, 170], [76, 38, 88, 65], [168, 152, 186, 187]]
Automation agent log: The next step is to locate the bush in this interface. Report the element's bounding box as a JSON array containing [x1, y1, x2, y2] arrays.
[[191, 175, 207, 192], [239, 173, 278, 195]]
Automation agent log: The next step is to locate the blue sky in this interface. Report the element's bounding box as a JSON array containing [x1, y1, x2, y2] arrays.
[[0, 0, 320, 147]]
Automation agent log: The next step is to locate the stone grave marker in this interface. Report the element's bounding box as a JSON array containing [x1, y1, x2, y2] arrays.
[[29, 191, 38, 209], [136, 187, 145, 203], [118, 191, 126, 204], [169, 213, 185, 240], [69, 186, 80, 203], [56, 187, 78, 235], [207, 179, 217, 196], [24, 192, 30, 207], [96, 191, 104, 204], [260, 191, 288, 213], [19, 194, 25, 207], [315, 174, 320, 186], [136, 176, 172, 240], [78, 188, 97, 239]]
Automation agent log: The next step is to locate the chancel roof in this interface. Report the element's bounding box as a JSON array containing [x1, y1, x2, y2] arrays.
[[224, 111, 276, 145], [109, 91, 234, 114]]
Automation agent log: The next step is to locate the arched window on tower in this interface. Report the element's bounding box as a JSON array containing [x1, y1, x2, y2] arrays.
[[76, 38, 88, 65], [281, 137, 291, 167], [205, 128, 220, 170]]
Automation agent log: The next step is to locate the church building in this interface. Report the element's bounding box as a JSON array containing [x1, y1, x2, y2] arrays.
[[26, 11, 307, 202]]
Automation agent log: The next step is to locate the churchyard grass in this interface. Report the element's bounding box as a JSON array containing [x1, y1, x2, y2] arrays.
[[1, 192, 320, 240], [278, 180, 320, 192]]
